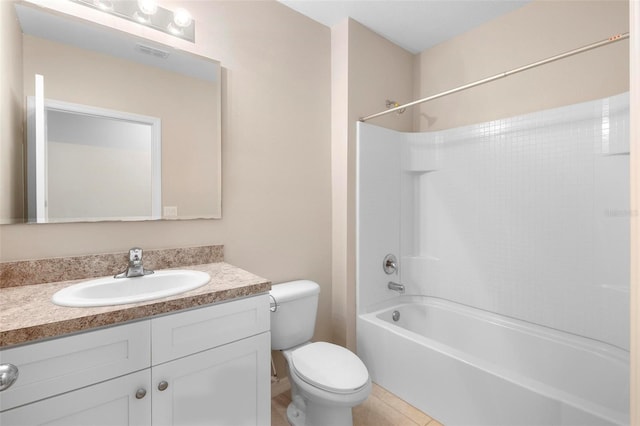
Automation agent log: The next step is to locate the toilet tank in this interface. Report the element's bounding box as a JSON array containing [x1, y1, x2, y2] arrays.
[[269, 280, 320, 350]]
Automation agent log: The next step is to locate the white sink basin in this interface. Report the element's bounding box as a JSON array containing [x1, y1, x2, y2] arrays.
[[52, 269, 211, 307]]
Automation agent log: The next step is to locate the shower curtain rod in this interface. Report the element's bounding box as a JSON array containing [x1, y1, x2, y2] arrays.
[[359, 32, 630, 122]]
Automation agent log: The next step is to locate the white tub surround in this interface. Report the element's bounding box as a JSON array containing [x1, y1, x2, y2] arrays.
[[356, 93, 630, 425]]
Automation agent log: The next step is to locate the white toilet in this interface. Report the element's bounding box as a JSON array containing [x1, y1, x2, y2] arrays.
[[270, 280, 371, 426]]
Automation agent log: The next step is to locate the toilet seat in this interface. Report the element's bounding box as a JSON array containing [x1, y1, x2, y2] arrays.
[[289, 342, 369, 394]]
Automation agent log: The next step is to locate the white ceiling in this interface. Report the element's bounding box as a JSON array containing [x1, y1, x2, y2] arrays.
[[279, 0, 531, 54]]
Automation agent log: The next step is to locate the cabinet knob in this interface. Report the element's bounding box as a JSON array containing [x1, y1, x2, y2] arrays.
[[157, 380, 169, 391], [135, 388, 147, 399], [0, 364, 19, 392]]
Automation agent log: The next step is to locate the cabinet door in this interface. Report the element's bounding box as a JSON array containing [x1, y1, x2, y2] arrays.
[[152, 332, 270, 426], [0, 370, 151, 426]]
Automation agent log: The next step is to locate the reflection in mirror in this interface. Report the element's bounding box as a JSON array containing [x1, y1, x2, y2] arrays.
[[27, 96, 162, 222], [1, 2, 221, 224]]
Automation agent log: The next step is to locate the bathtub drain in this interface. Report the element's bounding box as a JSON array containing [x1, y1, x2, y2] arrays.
[[392, 310, 400, 322]]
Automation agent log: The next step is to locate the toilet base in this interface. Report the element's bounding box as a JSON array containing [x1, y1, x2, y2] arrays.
[[286, 400, 306, 426], [286, 394, 307, 426]]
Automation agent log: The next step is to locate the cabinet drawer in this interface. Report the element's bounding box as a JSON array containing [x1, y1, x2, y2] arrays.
[[0, 320, 150, 411], [151, 294, 269, 365]]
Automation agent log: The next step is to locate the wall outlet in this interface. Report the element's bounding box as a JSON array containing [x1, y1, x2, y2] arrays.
[[163, 206, 178, 217]]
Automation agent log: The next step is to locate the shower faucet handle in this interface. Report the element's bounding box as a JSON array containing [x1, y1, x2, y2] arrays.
[[383, 254, 398, 275]]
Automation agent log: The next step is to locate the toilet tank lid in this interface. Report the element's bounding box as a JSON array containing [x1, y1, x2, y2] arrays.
[[270, 280, 320, 303]]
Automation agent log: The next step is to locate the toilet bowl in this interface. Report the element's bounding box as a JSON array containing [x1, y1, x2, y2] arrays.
[[270, 280, 371, 426]]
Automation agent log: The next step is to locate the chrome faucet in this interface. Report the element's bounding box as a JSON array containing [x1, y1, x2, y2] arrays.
[[388, 281, 405, 294], [114, 247, 154, 278]]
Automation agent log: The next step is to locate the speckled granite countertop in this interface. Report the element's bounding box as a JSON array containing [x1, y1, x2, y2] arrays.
[[0, 261, 271, 348]]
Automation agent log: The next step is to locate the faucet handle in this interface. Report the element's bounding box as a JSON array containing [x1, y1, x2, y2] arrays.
[[129, 247, 143, 263], [383, 254, 398, 275]]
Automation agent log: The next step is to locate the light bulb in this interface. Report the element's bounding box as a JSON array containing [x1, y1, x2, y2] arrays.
[[173, 8, 192, 28], [137, 0, 158, 15]]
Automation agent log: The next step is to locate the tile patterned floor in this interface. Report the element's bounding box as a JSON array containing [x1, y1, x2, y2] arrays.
[[271, 379, 444, 426]]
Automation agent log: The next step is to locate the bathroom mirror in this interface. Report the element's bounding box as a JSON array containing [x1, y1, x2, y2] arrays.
[[2, 3, 221, 224]]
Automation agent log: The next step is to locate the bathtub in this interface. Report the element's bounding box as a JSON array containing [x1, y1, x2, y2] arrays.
[[357, 297, 629, 426]]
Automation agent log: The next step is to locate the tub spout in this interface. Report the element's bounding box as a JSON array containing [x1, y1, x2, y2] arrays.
[[388, 281, 405, 294]]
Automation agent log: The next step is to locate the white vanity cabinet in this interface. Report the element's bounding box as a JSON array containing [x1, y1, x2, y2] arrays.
[[150, 295, 271, 426], [0, 294, 271, 426]]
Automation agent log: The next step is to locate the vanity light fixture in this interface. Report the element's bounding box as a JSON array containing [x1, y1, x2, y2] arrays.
[[72, 0, 195, 42]]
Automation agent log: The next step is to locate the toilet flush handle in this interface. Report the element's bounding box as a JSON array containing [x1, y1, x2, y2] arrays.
[[269, 294, 279, 312]]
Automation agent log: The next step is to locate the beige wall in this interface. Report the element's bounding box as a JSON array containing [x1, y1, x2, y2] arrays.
[[414, 0, 629, 131], [331, 19, 414, 348], [0, 2, 24, 226], [0, 0, 333, 342], [331, 19, 350, 348]]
